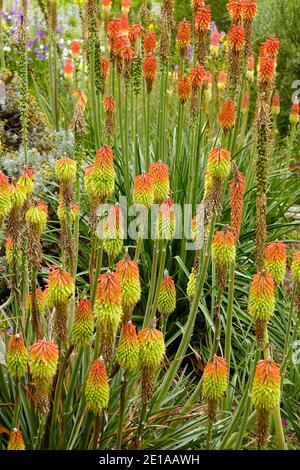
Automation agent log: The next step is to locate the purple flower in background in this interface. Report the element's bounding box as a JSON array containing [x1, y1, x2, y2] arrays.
[[7, 327, 13, 337], [27, 39, 33, 48], [176, 408, 182, 414], [9, 27, 16, 35], [38, 52, 45, 61], [57, 27, 63, 34], [282, 421, 288, 427], [44, 44, 49, 51], [36, 30, 45, 39], [57, 39, 65, 49], [174, 64, 179, 73], [34, 47, 40, 54]]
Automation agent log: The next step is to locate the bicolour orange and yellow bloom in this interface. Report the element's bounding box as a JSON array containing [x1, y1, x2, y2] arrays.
[[85, 358, 109, 414], [6, 236, 22, 267], [116, 322, 140, 370], [71, 298, 94, 346], [26, 288, 46, 317], [30, 339, 59, 412], [121, 0, 131, 14], [177, 20, 191, 56], [156, 197, 176, 240], [264, 241, 287, 285], [217, 70, 226, 92], [248, 271, 275, 344], [71, 39, 81, 55], [10, 182, 26, 210], [149, 161, 170, 204], [158, 273, 176, 318], [103, 204, 124, 259], [291, 251, 300, 282], [133, 173, 154, 208], [116, 254, 141, 318], [289, 102, 299, 126], [227, 0, 243, 23], [26, 202, 48, 236], [207, 146, 231, 181], [229, 167, 245, 241], [178, 76, 191, 104], [252, 360, 281, 446], [6, 334, 28, 378], [0, 171, 11, 226], [144, 54, 157, 94], [85, 146, 115, 202], [218, 99, 235, 134], [271, 90, 280, 116], [18, 167, 34, 196], [95, 272, 122, 358], [55, 156, 77, 182], [192, 0, 205, 13], [46, 265, 74, 307], [212, 228, 236, 273], [102, 0, 112, 14], [139, 323, 166, 402], [203, 356, 227, 422], [7, 429, 25, 450], [57, 201, 80, 223]]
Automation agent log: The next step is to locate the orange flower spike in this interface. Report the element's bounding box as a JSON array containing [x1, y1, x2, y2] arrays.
[[203, 356, 227, 422], [55, 156, 76, 182], [241, 91, 250, 113], [156, 197, 176, 241], [149, 161, 170, 204], [71, 298, 94, 346], [227, 0, 243, 23], [0, 171, 12, 225], [217, 70, 226, 92], [85, 358, 109, 414], [104, 96, 115, 114], [94, 272, 123, 358], [192, 0, 205, 13], [119, 13, 129, 34], [7, 429, 26, 450], [252, 360, 281, 447], [63, 58, 74, 83], [271, 90, 280, 116], [116, 253, 141, 315], [195, 6, 211, 32], [6, 334, 28, 378], [89, 145, 115, 201], [116, 322, 140, 369], [242, 0, 257, 22], [210, 29, 220, 56], [47, 265, 74, 307], [129, 24, 142, 46], [258, 55, 275, 86], [291, 250, 300, 282], [108, 18, 121, 39], [121, 0, 131, 14], [212, 228, 236, 271], [25, 201, 48, 236], [178, 76, 191, 104], [101, 57, 110, 79], [264, 35, 280, 60], [246, 52, 255, 82], [71, 39, 81, 56], [228, 24, 245, 52], [17, 166, 34, 195], [177, 20, 191, 57], [144, 54, 157, 94], [289, 102, 299, 126], [207, 146, 231, 181], [133, 172, 154, 208], [264, 242, 287, 285], [144, 31, 156, 54], [229, 167, 245, 240], [102, 0, 112, 14], [103, 203, 124, 259], [218, 99, 235, 134], [190, 65, 205, 91], [158, 273, 176, 318], [248, 271, 275, 345]]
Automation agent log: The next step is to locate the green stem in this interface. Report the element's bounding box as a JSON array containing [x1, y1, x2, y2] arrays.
[[135, 402, 148, 450], [146, 92, 151, 170], [143, 239, 159, 328], [91, 239, 104, 308], [225, 261, 235, 408], [12, 378, 20, 428], [49, 345, 74, 449], [116, 369, 129, 450], [154, 213, 216, 409], [149, 240, 168, 321]]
